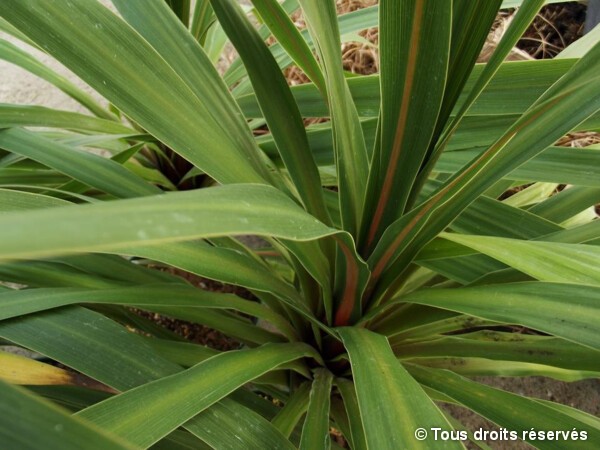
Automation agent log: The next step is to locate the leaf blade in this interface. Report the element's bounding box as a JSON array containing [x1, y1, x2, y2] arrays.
[[77, 343, 316, 448], [338, 328, 461, 450]]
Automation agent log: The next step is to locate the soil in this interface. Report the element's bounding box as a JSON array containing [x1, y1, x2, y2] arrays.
[[517, 2, 587, 58]]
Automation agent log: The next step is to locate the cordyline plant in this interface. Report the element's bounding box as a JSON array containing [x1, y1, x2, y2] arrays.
[[0, 0, 599, 448]]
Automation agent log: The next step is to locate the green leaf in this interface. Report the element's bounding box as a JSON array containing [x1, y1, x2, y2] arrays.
[[0, 260, 121, 289], [441, 233, 600, 286], [227, 5, 378, 93], [0, 307, 181, 391], [338, 328, 461, 450], [251, 0, 326, 93], [540, 220, 600, 245], [0, 40, 112, 119], [48, 253, 179, 285], [238, 59, 578, 119], [0, 169, 69, 187], [0, 105, 132, 134], [184, 398, 296, 450], [190, 0, 214, 44], [409, 365, 600, 449], [271, 382, 311, 438], [0, 381, 136, 450], [396, 331, 600, 374], [146, 339, 218, 368], [436, 0, 502, 132], [298, 0, 369, 236], [1, 307, 282, 448], [361, 0, 451, 250], [396, 282, 600, 350], [300, 369, 333, 450], [336, 378, 368, 450], [0, 188, 69, 211], [0, 0, 270, 185], [0, 184, 337, 261], [412, 357, 600, 382], [436, 146, 600, 187], [501, 0, 570, 8], [0, 129, 160, 198], [211, 0, 329, 224], [368, 39, 600, 292], [0, 284, 296, 341], [530, 186, 600, 224], [533, 398, 600, 430], [77, 343, 316, 448], [164, 0, 191, 26], [435, 0, 544, 154], [129, 241, 302, 306]]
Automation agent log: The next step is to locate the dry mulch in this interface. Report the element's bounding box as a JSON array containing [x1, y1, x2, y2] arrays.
[[517, 2, 587, 58]]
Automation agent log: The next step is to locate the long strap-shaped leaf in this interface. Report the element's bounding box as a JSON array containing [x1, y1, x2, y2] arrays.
[[360, 0, 451, 251], [367, 39, 600, 295], [190, 0, 213, 44], [0, 284, 296, 341], [415, 0, 545, 201], [0, 187, 69, 210], [238, 58, 578, 119], [0, 381, 136, 450], [0, 307, 181, 391], [409, 365, 600, 449], [76, 343, 316, 448], [129, 242, 304, 308], [0, 129, 159, 198], [0, 306, 292, 448], [0, 0, 269, 185], [228, 4, 378, 96], [251, 0, 326, 94], [336, 378, 368, 450], [271, 382, 311, 438], [0, 184, 336, 261], [436, 146, 600, 187], [184, 398, 296, 450], [396, 331, 600, 373], [0, 184, 346, 332], [436, 0, 503, 133], [298, 0, 369, 236], [381, 282, 600, 350], [442, 234, 600, 286], [337, 328, 461, 450], [0, 105, 132, 134], [0, 39, 112, 119], [0, 188, 332, 333], [8, 192, 293, 293], [109, 0, 274, 185], [411, 356, 600, 382], [299, 368, 333, 450], [211, 0, 329, 224]]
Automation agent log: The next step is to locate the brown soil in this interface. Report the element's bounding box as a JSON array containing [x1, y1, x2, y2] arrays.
[[133, 269, 252, 351], [517, 2, 587, 58]]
